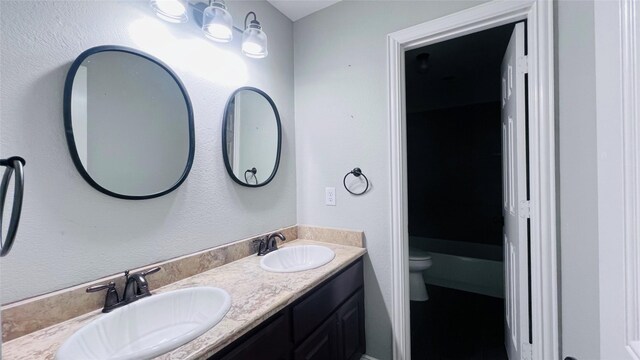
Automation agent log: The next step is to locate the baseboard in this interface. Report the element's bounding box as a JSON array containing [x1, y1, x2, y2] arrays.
[[361, 355, 380, 360]]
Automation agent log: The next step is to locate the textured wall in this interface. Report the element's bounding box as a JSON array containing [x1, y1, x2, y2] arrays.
[[293, 2, 489, 358], [0, 0, 295, 304]]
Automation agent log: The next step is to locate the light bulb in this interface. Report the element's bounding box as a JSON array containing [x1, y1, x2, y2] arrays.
[[242, 21, 268, 58], [203, 23, 232, 42], [149, 0, 188, 23], [202, 0, 233, 43], [242, 41, 263, 56]]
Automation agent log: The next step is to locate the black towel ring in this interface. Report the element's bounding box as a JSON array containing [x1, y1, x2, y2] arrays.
[[343, 167, 369, 196], [0, 156, 25, 257], [244, 167, 258, 185]]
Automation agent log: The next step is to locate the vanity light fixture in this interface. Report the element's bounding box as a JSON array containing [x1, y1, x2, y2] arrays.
[[149, 0, 189, 23], [241, 12, 268, 59], [202, 0, 234, 43], [150, 0, 269, 58]]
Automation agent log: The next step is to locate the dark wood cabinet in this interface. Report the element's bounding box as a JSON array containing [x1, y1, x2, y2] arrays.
[[294, 314, 339, 360], [214, 311, 292, 360], [292, 260, 363, 344], [209, 259, 365, 360], [336, 289, 365, 360]]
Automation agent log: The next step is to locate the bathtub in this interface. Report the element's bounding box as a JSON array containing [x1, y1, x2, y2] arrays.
[[410, 236, 504, 298]]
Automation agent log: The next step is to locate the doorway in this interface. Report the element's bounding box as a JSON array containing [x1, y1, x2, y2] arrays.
[[386, 1, 558, 359], [404, 23, 518, 360]]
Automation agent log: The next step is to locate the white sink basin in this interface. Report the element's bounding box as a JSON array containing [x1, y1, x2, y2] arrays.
[[260, 245, 335, 273], [56, 287, 231, 360]]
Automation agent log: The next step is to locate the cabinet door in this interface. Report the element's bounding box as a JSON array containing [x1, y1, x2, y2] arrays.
[[214, 311, 292, 360], [337, 289, 365, 360], [292, 260, 363, 344], [294, 314, 339, 360]]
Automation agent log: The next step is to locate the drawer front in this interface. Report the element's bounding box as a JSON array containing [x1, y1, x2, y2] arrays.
[[292, 260, 363, 344]]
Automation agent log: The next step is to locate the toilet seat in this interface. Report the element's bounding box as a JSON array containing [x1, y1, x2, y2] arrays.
[[409, 247, 431, 261]]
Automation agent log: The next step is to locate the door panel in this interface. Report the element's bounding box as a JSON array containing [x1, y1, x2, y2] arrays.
[[292, 260, 363, 344], [337, 289, 365, 360], [502, 22, 529, 360], [294, 314, 339, 360]]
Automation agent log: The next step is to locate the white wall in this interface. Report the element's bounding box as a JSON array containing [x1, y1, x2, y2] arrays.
[[593, 0, 635, 359], [295, 1, 603, 359], [293, 2, 490, 358], [556, 0, 601, 358], [0, 0, 295, 304]]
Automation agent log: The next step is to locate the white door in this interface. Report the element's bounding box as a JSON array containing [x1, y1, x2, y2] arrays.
[[501, 22, 530, 360]]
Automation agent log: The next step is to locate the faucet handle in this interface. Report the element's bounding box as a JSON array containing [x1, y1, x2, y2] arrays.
[[124, 266, 160, 280], [253, 237, 268, 255], [140, 266, 161, 277], [86, 281, 116, 293], [87, 281, 121, 313]]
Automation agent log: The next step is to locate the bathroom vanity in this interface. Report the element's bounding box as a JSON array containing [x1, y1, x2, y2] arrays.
[[210, 259, 365, 360], [2, 238, 366, 360]]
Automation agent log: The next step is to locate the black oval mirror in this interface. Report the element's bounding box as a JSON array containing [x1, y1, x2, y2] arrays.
[[222, 87, 281, 187], [63, 45, 195, 199]]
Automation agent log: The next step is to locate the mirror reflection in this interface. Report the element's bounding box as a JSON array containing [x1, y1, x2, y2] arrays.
[[222, 87, 281, 187], [64, 46, 194, 199]]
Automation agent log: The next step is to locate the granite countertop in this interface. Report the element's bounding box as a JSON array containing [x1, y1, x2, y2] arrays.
[[3, 239, 366, 360]]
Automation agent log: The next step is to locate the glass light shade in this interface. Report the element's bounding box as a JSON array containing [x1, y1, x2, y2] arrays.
[[202, 3, 233, 43], [242, 27, 268, 58], [149, 0, 188, 23]]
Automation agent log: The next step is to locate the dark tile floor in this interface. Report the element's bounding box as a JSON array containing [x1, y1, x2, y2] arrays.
[[410, 285, 508, 360]]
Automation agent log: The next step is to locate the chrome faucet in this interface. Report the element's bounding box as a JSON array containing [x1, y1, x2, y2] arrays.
[[254, 232, 286, 256], [86, 266, 161, 313]]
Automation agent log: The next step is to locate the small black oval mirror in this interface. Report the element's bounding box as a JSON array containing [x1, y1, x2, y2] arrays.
[[222, 87, 281, 187]]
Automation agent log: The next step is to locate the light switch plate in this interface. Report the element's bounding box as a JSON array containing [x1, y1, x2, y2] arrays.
[[325, 187, 336, 206]]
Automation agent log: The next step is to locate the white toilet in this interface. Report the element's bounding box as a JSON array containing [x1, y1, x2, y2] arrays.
[[409, 247, 432, 301]]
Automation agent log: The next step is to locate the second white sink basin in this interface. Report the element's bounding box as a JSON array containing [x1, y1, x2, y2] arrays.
[[56, 286, 231, 360], [260, 245, 335, 273]]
